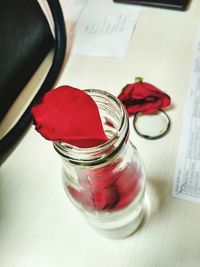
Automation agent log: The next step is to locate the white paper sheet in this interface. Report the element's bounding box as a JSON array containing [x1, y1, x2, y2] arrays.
[[172, 23, 200, 203], [60, 0, 89, 46], [60, 0, 140, 58]]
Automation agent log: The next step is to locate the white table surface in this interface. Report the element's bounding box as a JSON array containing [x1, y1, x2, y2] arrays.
[[1, 1, 200, 266]]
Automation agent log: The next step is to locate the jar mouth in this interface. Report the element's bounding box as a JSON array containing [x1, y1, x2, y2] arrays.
[[53, 89, 129, 164]]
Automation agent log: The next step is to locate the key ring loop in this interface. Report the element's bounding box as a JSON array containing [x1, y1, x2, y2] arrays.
[[133, 109, 171, 140]]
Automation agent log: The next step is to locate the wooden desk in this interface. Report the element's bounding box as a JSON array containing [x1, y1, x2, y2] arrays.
[[1, 1, 200, 266]]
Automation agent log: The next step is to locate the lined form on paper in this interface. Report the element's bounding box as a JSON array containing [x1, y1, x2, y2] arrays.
[[60, 0, 140, 58], [60, 0, 89, 46], [172, 24, 200, 203]]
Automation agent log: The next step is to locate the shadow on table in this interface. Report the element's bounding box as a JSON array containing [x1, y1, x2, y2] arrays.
[[130, 177, 170, 236]]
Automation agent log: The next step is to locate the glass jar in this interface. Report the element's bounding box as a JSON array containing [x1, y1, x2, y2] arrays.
[[54, 89, 146, 238]]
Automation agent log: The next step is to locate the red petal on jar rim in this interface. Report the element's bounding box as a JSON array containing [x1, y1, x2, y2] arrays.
[[31, 85, 108, 148]]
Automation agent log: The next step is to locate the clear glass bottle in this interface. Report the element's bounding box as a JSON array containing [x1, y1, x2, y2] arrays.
[[54, 89, 146, 238]]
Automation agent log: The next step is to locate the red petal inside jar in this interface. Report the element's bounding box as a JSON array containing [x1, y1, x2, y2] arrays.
[[67, 162, 142, 212], [31, 86, 108, 147], [114, 163, 141, 210]]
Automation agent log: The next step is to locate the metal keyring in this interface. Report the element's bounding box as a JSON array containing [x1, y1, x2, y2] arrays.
[[133, 109, 171, 140]]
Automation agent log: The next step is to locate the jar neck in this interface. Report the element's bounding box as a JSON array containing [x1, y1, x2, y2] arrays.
[[53, 89, 129, 166]]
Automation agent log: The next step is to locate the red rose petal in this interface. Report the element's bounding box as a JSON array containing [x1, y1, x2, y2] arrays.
[[114, 163, 141, 210], [67, 163, 121, 211], [93, 186, 119, 210], [31, 86, 108, 147], [118, 80, 171, 116], [67, 186, 94, 210], [67, 162, 142, 212], [68, 184, 119, 211]]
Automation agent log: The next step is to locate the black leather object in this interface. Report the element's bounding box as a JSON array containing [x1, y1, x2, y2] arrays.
[[0, 0, 54, 121], [113, 0, 190, 10], [0, 0, 66, 155]]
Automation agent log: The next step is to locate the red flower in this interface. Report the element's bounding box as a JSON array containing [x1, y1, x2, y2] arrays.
[[31, 86, 108, 148], [118, 78, 171, 116]]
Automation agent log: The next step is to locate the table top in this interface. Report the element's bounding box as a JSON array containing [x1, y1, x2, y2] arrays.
[[1, 1, 200, 266]]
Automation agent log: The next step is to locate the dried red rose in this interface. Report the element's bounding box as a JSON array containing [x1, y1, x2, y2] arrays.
[[118, 77, 171, 116], [31, 85, 108, 148]]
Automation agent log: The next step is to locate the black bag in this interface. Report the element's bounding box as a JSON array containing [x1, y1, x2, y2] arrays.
[[0, 0, 66, 154], [113, 0, 190, 10]]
